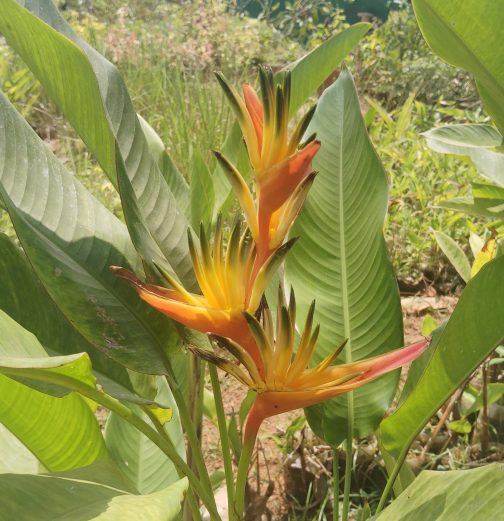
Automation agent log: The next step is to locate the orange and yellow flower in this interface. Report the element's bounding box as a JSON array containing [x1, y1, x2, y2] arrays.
[[110, 219, 295, 373], [190, 288, 428, 435], [214, 68, 320, 273]]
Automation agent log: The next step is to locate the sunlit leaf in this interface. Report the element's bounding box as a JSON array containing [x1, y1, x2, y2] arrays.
[[286, 69, 403, 446], [380, 256, 504, 457]]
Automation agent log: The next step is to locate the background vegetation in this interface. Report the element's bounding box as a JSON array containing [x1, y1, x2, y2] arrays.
[[0, 1, 488, 287]]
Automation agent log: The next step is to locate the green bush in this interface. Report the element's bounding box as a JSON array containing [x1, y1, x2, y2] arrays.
[[367, 96, 487, 289], [353, 7, 479, 110]]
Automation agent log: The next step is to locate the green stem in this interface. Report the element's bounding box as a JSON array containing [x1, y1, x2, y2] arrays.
[[209, 364, 235, 520], [143, 408, 203, 521], [342, 393, 354, 521], [375, 443, 409, 515], [164, 367, 216, 506], [234, 406, 262, 520], [3, 367, 220, 520], [333, 448, 339, 521]]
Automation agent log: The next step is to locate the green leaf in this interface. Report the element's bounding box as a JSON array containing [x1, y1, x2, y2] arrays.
[[285, 69, 403, 446], [213, 23, 371, 210], [190, 150, 215, 231], [0, 0, 195, 287], [105, 378, 185, 494], [0, 424, 41, 474], [0, 234, 159, 405], [0, 310, 107, 471], [448, 418, 472, 434], [138, 114, 190, 216], [380, 256, 504, 458], [423, 124, 504, 186], [0, 90, 173, 375], [412, 0, 504, 133], [0, 462, 188, 521], [395, 92, 415, 139], [437, 197, 504, 221], [472, 182, 504, 201], [376, 464, 504, 520], [433, 231, 471, 283], [285, 23, 371, 117], [461, 383, 504, 417], [421, 314, 438, 337]]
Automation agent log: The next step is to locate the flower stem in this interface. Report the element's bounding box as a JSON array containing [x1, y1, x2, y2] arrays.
[[375, 444, 409, 515], [342, 393, 354, 521], [333, 448, 339, 521], [143, 407, 203, 521], [164, 367, 216, 510], [234, 403, 262, 520], [209, 364, 236, 520]]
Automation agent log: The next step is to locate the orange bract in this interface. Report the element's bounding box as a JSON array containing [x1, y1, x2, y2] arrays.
[[110, 219, 296, 373], [215, 68, 320, 270], [191, 288, 428, 424]]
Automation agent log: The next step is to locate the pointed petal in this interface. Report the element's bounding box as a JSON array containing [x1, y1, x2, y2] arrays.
[[269, 172, 317, 249], [288, 104, 316, 154], [213, 151, 259, 240], [243, 311, 273, 372], [260, 140, 320, 214], [189, 345, 255, 388], [247, 238, 298, 312], [315, 339, 429, 388], [209, 334, 264, 389], [273, 306, 294, 381], [215, 72, 260, 166], [243, 83, 263, 147]]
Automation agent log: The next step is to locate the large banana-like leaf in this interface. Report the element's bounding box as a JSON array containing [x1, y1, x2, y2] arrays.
[[412, 0, 504, 133], [0, 90, 175, 374], [285, 69, 403, 446], [423, 124, 504, 187], [0, 461, 188, 521], [0, 233, 164, 405], [105, 378, 185, 494], [212, 23, 371, 209], [0, 0, 195, 287], [380, 256, 504, 457], [0, 310, 107, 471], [376, 464, 504, 520], [0, 424, 41, 474]]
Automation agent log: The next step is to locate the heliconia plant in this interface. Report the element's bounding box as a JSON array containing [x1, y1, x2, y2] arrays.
[[0, 1, 503, 521]]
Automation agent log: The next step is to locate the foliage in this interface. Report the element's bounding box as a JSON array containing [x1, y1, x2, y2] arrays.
[[246, 0, 350, 48], [368, 96, 486, 287], [0, 1, 504, 520], [352, 6, 479, 110], [376, 464, 504, 520], [286, 69, 403, 446]]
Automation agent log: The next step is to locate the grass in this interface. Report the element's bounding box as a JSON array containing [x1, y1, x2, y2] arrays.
[[0, 2, 489, 290]]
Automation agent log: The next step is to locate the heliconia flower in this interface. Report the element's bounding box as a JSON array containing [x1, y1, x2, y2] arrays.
[[110, 218, 296, 373], [214, 68, 320, 271], [189, 288, 428, 437]]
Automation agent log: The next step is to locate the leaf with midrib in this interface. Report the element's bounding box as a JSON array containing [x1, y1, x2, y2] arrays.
[[0, 462, 188, 521], [105, 378, 185, 494], [412, 0, 504, 133], [0, 233, 163, 405], [376, 464, 504, 520], [0, 0, 195, 287], [285, 69, 403, 446], [0, 90, 173, 375], [380, 256, 504, 458], [0, 310, 107, 471]]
